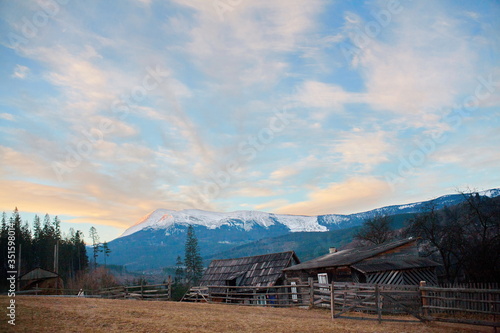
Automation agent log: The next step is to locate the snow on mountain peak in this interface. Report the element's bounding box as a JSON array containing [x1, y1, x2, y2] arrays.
[[120, 209, 328, 238], [120, 188, 500, 238]]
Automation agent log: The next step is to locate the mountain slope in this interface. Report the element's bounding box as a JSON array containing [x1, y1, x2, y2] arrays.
[[207, 212, 416, 263], [103, 188, 500, 271]]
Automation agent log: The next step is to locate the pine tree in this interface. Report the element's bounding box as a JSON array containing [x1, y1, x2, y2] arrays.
[[174, 255, 184, 284], [89, 226, 101, 269], [40, 213, 55, 270], [102, 241, 111, 267], [53, 216, 61, 240], [0, 212, 6, 238], [42, 214, 53, 237], [71, 230, 88, 272], [33, 215, 41, 239], [184, 225, 203, 285]]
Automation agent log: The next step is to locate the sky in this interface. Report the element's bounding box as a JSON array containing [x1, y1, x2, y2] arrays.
[[1, 0, 499, 244]]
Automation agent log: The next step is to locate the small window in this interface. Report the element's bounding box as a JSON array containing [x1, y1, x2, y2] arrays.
[[318, 273, 328, 293], [318, 273, 328, 285], [291, 281, 298, 302]]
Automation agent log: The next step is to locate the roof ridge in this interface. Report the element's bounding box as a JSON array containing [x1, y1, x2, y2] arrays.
[[209, 250, 295, 262]]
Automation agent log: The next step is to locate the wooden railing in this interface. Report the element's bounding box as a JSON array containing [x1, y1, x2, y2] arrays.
[[203, 280, 500, 329], [16, 282, 172, 301], [100, 282, 172, 300], [420, 284, 500, 328], [206, 284, 311, 307], [15, 287, 101, 296]]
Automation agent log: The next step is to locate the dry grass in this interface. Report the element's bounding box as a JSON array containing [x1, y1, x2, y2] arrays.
[[0, 296, 492, 333]]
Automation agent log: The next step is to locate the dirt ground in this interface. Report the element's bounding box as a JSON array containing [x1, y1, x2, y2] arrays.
[[0, 296, 493, 333]]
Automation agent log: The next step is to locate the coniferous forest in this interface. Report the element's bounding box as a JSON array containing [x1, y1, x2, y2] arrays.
[[0, 208, 88, 292]]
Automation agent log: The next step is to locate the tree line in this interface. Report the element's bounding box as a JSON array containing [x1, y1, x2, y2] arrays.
[[354, 191, 500, 284], [0, 208, 89, 292]]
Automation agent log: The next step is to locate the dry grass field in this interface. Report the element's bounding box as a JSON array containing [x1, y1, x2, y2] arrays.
[[0, 296, 492, 333]]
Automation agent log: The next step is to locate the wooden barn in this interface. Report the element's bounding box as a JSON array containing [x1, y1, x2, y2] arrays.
[[19, 267, 64, 294], [193, 251, 300, 304], [200, 251, 300, 288], [284, 238, 439, 286]]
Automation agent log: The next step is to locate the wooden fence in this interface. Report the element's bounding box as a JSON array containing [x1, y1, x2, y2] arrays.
[[421, 283, 500, 328], [16, 282, 172, 301], [201, 280, 500, 329], [16, 287, 101, 296], [329, 282, 423, 323], [99, 282, 171, 300], [206, 284, 310, 307]]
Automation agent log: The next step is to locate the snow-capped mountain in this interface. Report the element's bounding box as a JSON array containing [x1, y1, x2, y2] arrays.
[[105, 188, 500, 271], [120, 188, 500, 238], [121, 209, 326, 238]]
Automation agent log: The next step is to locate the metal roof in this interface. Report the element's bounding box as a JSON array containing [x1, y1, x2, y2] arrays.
[[284, 238, 417, 271], [199, 251, 299, 287], [351, 257, 440, 274], [19, 268, 60, 281]]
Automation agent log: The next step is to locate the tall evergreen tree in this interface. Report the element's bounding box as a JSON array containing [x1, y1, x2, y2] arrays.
[[71, 230, 88, 272], [184, 225, 203, 285], [33, 215, 41, 239], [53, 216, 62, 240], [174, 255, 184, 284], [0, 212, 6, 239], [32, 215, 42, 266], [89, 226, 101, 269], [102, 241, 111, 267]]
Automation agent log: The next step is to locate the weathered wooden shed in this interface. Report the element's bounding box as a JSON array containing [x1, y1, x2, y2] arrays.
[[200, 251, 300, 288], [19, 267, 64, 294], [284, 238, 439, 285]]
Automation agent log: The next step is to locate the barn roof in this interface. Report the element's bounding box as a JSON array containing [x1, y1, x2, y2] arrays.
[[284, 238, 418, 271], [199, 251, 299, 287], [351, 257, 440, 274], [19, 267, 60, 281]]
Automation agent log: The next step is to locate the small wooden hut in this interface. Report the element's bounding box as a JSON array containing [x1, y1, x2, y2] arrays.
[[284, 238, 439, 285], [19, 267, 64, 294]]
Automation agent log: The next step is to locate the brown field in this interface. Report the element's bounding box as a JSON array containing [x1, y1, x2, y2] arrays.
[[0, 296, 492, 333]]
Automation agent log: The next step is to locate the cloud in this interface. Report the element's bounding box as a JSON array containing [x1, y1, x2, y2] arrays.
[[358, 3, 478, 117], [171, 0, 324, 87], [11, 65, 30, 79], [254, 199, 289, 211], [330, 130, 393, 172], [295, 81, 366, 112], [270, 166, 300, 180], [0, 113, 15, 121], [275, 176, 391, 215]]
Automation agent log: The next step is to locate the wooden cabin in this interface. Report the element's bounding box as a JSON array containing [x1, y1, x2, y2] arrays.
[[19, 267, 64, 294], [284, 238, 439, 286], [197, 251, 300, 304]]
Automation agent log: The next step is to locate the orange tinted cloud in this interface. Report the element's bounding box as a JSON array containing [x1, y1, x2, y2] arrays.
[[274, 176, 391, 216]]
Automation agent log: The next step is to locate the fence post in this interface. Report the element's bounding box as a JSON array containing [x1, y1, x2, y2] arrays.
[[141, 280, 144, 300], [330, 281, 335, 320], [420, 281, 428, 318], [168, 275, 172, 301], [376, 284, 381, 324], [308, 277, 314, 309]]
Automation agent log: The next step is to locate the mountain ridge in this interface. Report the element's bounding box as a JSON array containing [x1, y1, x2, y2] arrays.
[[120, 188, 500, 239]]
